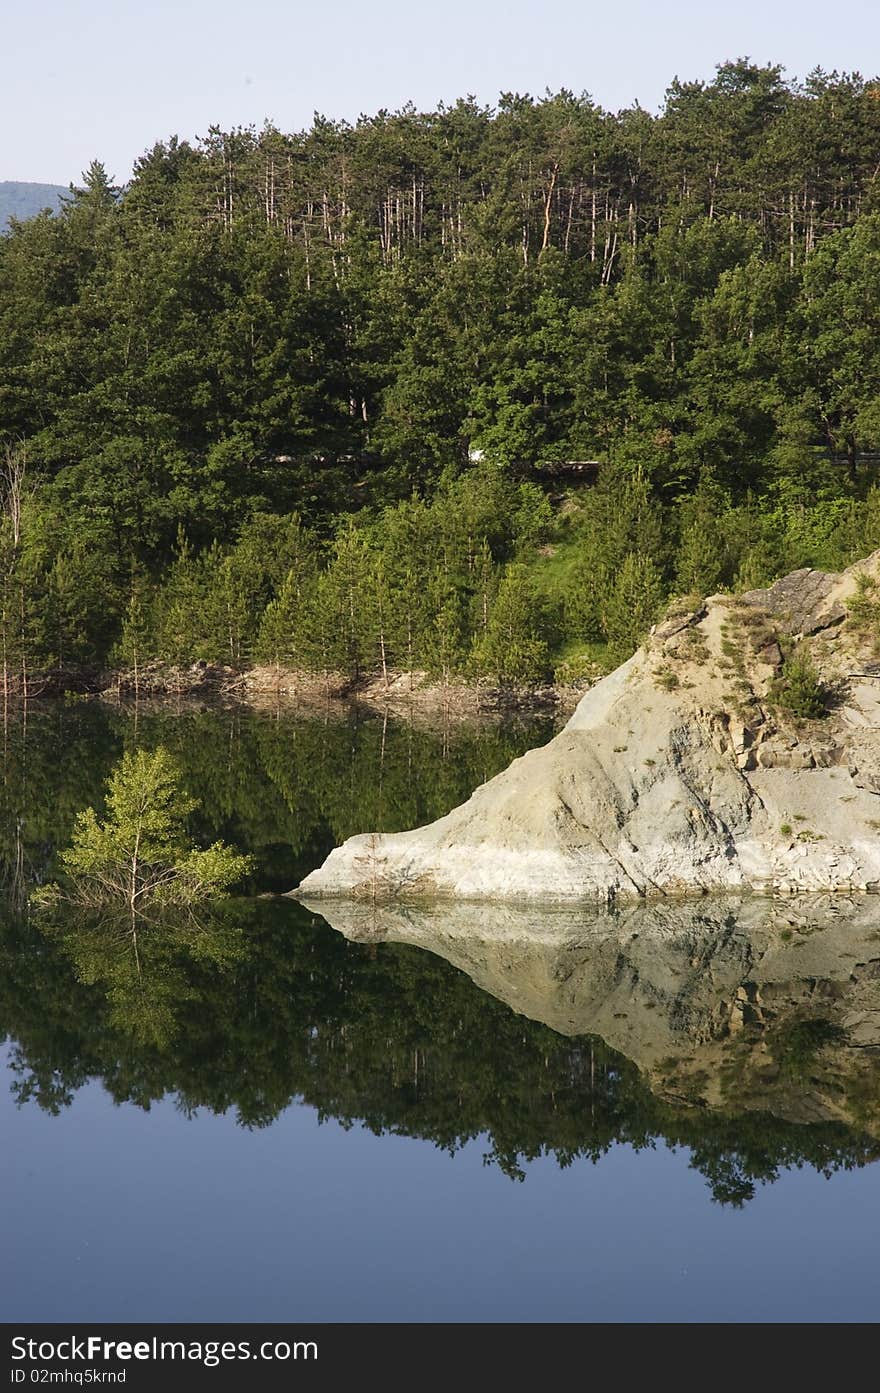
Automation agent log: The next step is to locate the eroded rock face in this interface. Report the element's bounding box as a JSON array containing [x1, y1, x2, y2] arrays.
[[740, 568, 847, 636], [295, 552, 880, 904]]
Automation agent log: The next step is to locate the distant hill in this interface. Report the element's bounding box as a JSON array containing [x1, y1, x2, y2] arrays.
[[0, 181, 67, 227]]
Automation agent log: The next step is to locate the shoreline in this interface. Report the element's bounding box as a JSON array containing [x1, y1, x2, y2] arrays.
[[4, 661, 591, 722]]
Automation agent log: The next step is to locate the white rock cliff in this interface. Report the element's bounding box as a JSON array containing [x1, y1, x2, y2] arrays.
[[296, 553, 880, 903]]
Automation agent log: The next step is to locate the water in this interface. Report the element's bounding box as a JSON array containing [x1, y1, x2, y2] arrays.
[[2, 702, 880, 1323]]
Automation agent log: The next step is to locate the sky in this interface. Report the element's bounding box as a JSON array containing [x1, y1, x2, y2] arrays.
[[2, 0, 880, 186]]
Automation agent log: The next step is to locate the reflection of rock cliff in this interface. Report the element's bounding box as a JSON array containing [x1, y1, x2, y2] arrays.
[[298, 553, 880, 902], [306, 894, 880, 1134], [5, 894, 879, 1203]]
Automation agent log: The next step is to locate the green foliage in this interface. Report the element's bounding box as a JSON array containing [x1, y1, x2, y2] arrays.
[[315, 523, 377, 679], [472, 564, 551, 684], [846, 572, 880, 655], [603, 553, 666, 661], [113, 569, 154, 689], [4, 703, 880, 1206], [771, 651, 828, 720], [5, 70, 880, 685], [46, 746, 252, 908]]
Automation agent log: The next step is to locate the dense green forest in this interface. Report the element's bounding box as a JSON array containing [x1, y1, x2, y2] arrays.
[[4, 60, 880, 689]]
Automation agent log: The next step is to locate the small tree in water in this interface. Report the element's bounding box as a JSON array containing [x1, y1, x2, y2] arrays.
[[47, 747, 252, 911]]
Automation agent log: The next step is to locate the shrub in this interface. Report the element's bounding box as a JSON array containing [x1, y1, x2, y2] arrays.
[[771, 652, 828, 720]]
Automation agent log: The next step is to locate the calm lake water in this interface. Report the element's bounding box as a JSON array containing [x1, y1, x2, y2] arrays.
[[2, 701, 880, 1323]]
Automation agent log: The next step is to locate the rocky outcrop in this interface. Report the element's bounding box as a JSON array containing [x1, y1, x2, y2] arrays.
[[739, 567, 848, 636], [296, 551, 880, 904]]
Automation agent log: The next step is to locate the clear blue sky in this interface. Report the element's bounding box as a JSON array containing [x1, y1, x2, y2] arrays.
[[3, 0, 880, 185]]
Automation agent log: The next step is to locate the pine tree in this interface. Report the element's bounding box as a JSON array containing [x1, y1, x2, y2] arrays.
[[423, 578, 465, 684], [39, 747, 252, 912], [603, 552, 665, 660], [676, 514, 725, 597], [771, 651, 827, 720], [153, 532, 207, 669], [317, 525, 377, 680], [472, 564, 549, 684], [470, 538, 498, 647], [370, 555, 393, 687], [564, 542, 612, 646], [256, 566, 316, 670], [115, 572, 154, 698], [216, 551, 251, 666]]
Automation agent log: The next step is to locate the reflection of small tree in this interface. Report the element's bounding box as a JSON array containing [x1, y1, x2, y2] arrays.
[[36, 746, 252, 914], [770, 1016, 845, 1081], [41, 903, 246, 1050]]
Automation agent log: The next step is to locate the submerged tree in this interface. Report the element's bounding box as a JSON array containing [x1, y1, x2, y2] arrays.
[[39, 746, 252, 912]]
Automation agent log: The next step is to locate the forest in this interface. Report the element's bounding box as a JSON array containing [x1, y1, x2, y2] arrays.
[[3, 59, 880, 690]]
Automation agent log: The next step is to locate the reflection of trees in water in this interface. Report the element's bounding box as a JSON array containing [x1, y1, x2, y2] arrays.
[[3, 704, 879, 1208], [0, 702, 556, 894], [40, 903, 246, 1050], [0, 704, 110, 904], [1, 899, 877, 1208]]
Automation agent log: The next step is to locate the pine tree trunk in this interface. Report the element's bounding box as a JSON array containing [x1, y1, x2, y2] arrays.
[[590, 162, 597, 263], [541, 164, 558, 254]]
